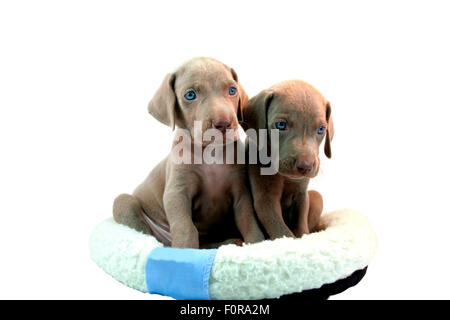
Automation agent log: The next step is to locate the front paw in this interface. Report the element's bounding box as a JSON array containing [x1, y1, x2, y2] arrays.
[[171, 224, 199, 248], [270, 229, 296, 240], [171, 233, 199, 249], [244, 230, 266, 244]]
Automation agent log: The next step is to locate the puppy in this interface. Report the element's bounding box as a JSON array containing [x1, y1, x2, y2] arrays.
[[113, 57, 264, 248], [243, 80, 334, 239]]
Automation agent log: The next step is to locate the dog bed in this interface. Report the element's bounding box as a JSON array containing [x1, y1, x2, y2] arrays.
[[89, 209, 377, 300]]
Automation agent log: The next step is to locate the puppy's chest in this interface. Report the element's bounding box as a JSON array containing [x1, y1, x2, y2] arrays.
[[192, 164, 234, 214], [198, 164, 233, 199], [280, 179, 309, 208]]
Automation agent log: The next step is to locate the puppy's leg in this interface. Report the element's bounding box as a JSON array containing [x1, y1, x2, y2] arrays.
[[293, 190, 324, 236], [163, 172, 200, 248], [164, 189, 198, 248], [254, 198, 295, 239], [233, 192, 265, 244], [294, 191, 310, 237], [113, 193, 149, 234], [249, 166, 294, 239], [307, 190, 323, 232]]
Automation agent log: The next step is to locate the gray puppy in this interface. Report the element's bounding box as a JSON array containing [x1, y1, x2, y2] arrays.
[[113, 57, 264, 248], [243, 80, 334, 239]]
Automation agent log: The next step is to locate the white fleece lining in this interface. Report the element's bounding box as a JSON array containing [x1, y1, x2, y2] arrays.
[[89, 209, 377, 299], [89, 218, 162, 292]]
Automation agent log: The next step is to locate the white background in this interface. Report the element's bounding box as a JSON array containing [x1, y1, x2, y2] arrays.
[[1, 0, 449, 299]]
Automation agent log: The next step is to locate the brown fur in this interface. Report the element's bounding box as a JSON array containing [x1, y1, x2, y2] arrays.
[[243, 80, 334, 239], [113, 57, 264, 248]]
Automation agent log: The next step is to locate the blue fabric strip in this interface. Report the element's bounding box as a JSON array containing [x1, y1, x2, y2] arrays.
[[145, 247, 218, 300]]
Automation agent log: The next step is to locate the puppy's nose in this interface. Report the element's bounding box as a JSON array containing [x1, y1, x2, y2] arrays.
[[296, 160, 314, 175], [213, 119, 232, 133]]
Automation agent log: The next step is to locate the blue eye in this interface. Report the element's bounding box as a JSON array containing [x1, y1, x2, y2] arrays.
[[184, 91, 196, 100], [275, 121, 287, 130], [229, 87, 237, 95], [317, 126, 326, 134]]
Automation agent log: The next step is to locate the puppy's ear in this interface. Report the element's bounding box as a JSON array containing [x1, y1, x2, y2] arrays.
[[324, 102, 334, 158], [230, 68, 249, 122], [242, 89, 273, 131], [148, 73, 177, 130]]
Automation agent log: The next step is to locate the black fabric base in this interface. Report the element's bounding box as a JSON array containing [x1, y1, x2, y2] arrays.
[[264, 266, 368, 301]]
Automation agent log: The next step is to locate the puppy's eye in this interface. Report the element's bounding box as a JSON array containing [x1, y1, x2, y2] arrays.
[[275, 121, 287, 130], [184, 91, 196, 101], [229, 87, 237, 95], [317, 126, 326, 134]]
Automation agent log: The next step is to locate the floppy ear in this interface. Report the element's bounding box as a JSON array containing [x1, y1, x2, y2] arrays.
[[242, 90, 274, 154], [230, 68, 249, 122], [324, 102, 334, 158], [242, 89, 273, 131], [147, 73, 177, 130]]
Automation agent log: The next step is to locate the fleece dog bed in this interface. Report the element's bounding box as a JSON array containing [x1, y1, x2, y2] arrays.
[[89, 209, 377, 300]]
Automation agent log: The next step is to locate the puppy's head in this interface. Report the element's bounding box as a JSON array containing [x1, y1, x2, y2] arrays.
[[148, 57, 248, 146], [243, 80, 334, 179]]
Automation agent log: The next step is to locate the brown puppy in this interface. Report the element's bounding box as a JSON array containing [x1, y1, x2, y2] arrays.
[[243, 80, 334, 239], [113, 57, 264, 248]]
